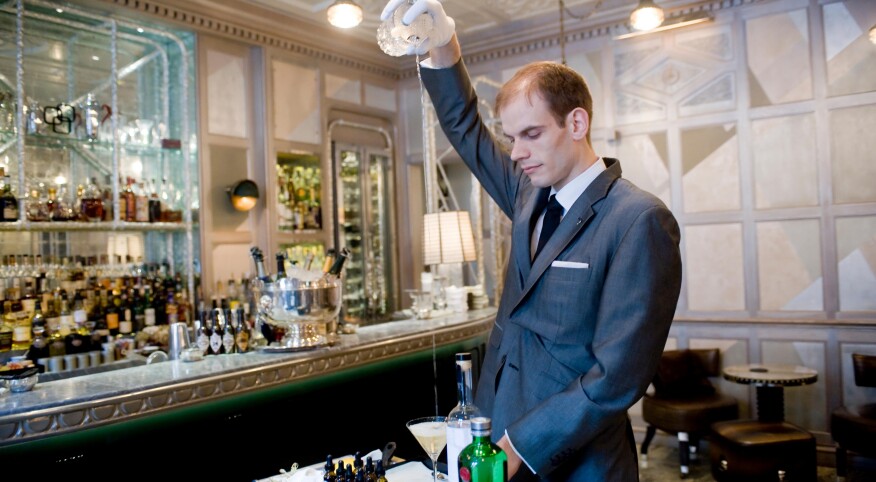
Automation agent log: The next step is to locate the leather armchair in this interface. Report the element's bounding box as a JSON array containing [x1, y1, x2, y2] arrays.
[[640, 348, 739, 478], [831, 353, 876, 480]]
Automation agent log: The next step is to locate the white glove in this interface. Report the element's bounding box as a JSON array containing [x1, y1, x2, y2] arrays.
[[380, 0, 456, 56]]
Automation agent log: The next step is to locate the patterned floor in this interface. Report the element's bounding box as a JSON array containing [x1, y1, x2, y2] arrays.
[[636, 443, 855, 482]]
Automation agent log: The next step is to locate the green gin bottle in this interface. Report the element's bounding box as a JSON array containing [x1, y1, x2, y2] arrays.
[[458, 417, 507, 482]]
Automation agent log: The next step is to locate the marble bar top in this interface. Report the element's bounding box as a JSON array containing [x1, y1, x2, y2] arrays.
[[0, 308, 496, 447]]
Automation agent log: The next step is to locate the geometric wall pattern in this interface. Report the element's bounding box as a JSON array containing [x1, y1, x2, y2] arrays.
[[757, 220, 823, 311], [681, 124, 739, 213], [830, 104, 876, 204], [685, 223, 745, 311], [823, 0, 876, 97], [746, 9, 813, 106], [614, 132, 669, 207], [836, 216, 876, 311], [751, 114, 819, 209]]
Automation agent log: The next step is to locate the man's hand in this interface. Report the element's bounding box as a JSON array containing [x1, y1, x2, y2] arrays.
[[497, 434, 523, 479], [380, 0, 456, 56]]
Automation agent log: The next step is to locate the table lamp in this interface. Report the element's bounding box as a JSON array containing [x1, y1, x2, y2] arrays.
[[422, 210, 477, 312]]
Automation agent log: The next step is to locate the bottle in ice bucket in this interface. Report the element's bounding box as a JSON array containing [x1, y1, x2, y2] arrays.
[[458, 417, 507, 482]]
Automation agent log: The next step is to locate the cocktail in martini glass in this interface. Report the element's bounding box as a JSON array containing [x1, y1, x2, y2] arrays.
[[407, 416, 448, 482]]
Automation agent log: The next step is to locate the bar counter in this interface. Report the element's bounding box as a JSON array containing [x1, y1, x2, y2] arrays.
[[0, 309, 496, 477]]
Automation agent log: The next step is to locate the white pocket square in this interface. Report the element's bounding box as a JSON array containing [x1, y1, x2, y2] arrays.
[[551, 260, 589, 269]]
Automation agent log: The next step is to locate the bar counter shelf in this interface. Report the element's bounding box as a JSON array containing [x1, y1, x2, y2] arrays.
[[0, 308, 495, 478]]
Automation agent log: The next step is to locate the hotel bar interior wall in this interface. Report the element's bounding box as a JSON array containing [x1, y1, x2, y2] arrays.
[[81, 0, 876, 463]]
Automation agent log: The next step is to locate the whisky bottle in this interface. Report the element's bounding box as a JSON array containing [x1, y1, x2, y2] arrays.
[[447, 352, 483, 482], [0, 172, 19, 223], [221, 299, 235, 354], [196, 305, 211, 356], [458, 417, 507, 482]]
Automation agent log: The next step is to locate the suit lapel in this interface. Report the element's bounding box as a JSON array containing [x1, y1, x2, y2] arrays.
[[512, 188, 549, 286], [510, 159, 623, 314]]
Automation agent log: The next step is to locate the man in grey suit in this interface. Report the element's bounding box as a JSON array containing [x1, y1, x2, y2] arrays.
[[382, 1, 683, 480]]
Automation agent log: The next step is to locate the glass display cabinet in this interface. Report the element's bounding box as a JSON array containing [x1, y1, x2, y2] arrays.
[[0, 1, 198, 299], [333, 143, 397, 325]]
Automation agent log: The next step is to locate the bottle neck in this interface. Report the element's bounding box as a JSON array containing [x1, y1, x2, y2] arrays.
[[457, 363, 475, 407]]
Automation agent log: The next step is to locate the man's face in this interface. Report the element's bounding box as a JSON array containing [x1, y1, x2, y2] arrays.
[[500, 91, 581, 191]]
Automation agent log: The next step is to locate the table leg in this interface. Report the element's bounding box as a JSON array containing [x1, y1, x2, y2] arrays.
[[755, 385, 784, 422]]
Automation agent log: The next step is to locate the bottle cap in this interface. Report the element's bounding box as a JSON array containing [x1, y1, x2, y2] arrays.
[[471, 416, 491, 435]]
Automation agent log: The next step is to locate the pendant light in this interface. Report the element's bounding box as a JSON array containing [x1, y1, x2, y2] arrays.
[[630, 0, 665, 31], [327, 0, 364, 29]]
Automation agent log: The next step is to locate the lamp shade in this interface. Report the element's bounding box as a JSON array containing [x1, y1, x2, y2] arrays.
[[423, 211, 477, 265], [227, 179, 259, 212]]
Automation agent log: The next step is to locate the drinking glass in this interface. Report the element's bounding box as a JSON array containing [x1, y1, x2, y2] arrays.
[[406, 416, 447, 482]]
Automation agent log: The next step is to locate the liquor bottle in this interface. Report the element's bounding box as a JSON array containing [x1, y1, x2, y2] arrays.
[[323, 455, 336, 482], [364, 457, 376, 482], [325, 247, 350, 280], [124, 177, 136, 221], [11, 296, 33, 351], [221, 299, 235, 354], [47, 318, 66, 358], [275, 252, 287, 281], [135, 181, 150, 222], [250, 247, 272, 282], [104, 293, 119, 337], [148, 178, 161, 222], [195, 304, 211, 356], [447, 352, 483, 482], [457, 417, 507, 482], [26, 321, 50, 361], [233, 306, 249, 353], [0, 171, 19, 222], [0, 305, 13, 352], [81, 177, 104, 222], [209, 307, 225, 355]]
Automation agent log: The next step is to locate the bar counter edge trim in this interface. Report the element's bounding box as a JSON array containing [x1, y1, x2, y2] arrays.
[[0, 310, 495, 447]]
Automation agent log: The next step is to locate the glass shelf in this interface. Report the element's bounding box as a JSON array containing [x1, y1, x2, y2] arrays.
[[0, 221, 195, 232]]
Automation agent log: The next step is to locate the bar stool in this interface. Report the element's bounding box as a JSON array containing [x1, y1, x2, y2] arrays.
[[709, 364, 819, 482]]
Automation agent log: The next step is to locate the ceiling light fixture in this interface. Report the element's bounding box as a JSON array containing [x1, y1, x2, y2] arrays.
[[327, 0, 364, 29], [630, 0, 665, 31], [616, 10, 712, 40]]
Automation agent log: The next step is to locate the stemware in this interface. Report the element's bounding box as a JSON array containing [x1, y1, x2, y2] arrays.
[[406, 416, 447, 482]]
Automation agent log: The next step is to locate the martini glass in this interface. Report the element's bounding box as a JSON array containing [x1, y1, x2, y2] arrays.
[[407, 416, 447, 482]]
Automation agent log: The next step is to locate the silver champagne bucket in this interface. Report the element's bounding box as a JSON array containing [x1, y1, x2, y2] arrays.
[[251, 277, 341, 351]]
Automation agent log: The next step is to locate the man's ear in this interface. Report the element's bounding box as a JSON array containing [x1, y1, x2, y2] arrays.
[[568, 107, 590, 141]]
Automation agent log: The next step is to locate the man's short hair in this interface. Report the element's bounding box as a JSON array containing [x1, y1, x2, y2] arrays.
[[495, 61, 594, 142]]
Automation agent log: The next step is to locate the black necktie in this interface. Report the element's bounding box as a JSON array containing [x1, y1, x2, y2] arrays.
[[535, 195, 563, 259]]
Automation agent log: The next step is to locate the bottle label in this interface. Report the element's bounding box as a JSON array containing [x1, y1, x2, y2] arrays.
[[106, 313, 119, 330], [73, 309, 88, 324], [222, 332, 235, 353], [197, 333, 209, 353], [145, 308, 156, 326], [12, 326, 31, 342], [119, 320, 132, 334], [210, 332, 222, 353], [447, 425, 473, 482], [235, 330, 249, 353]]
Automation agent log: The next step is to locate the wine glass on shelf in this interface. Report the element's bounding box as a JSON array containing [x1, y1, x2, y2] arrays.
[[406, 416, 447, 482]]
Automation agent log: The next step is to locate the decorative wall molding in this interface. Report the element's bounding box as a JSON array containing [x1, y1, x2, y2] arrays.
[[96, 0, 402, 79]]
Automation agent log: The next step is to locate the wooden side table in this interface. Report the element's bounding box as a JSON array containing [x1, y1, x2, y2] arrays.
[[722, 364, 818, 422]]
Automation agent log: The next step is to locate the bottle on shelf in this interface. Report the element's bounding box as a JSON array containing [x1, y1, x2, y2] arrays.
[[148, 178, 161, 222], [81, 177, 104, 223], [447, 352, 483, 482], [135, 181, 150, 222], [209, 306, 225, 355], [233, 306, 249, 353], [123, 177, 136, 221], [196, 303, 211, 356], [26, 310, 50, 361], [457, 417, 507, 482], [0, 169, 19, 223]]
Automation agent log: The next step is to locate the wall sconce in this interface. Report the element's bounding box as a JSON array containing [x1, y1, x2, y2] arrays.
[[630, 0, 665, 31], [227, 179, 259, 212], [422, 210, 477, 265], [870, 25, 876, 45], [327, 0, 363, 29]]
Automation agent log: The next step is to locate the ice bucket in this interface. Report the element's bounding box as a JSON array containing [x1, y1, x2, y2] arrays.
[[251, 277, 341, 351]]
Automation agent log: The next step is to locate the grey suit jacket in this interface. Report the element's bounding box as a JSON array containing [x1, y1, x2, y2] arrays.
[[422, 60, 682, 481]]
